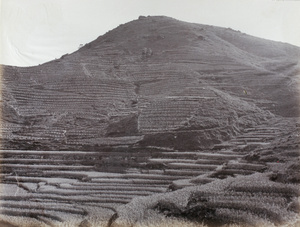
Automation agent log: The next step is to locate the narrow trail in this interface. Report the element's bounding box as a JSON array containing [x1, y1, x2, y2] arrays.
[[81, 63, 93, 78]]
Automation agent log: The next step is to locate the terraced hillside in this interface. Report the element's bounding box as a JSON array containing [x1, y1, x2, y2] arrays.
[[0, 16, 300, 226]]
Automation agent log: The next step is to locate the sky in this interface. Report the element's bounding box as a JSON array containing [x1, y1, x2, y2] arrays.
[[1, 0, 300, 66]]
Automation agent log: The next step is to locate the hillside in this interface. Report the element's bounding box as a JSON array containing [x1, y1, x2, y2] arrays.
[[0, 16, 300, 226], [2, 16, 300, 150]]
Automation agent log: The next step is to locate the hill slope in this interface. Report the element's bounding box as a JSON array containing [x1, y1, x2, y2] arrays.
[[1, 16, 300, 150]]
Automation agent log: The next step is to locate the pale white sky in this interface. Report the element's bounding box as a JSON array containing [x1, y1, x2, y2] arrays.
[[1, 0, 300, 66]]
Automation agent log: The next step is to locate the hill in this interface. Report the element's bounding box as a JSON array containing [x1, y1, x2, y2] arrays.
[[2, 16, 300, 150], [0, 16, 300, 226]]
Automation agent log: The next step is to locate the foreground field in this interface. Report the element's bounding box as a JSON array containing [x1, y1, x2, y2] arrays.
[[0, 116, 299, 226]]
